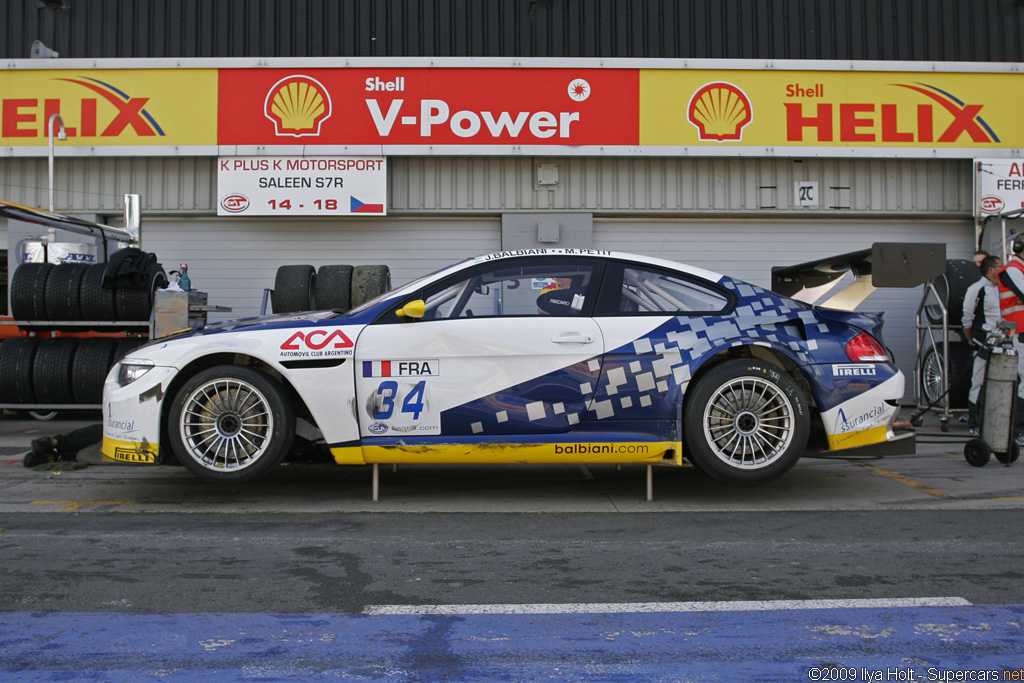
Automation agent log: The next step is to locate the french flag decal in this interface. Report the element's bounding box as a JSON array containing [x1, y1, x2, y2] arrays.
[[363, 360, 392, 377], [351, 197, 385, 213]]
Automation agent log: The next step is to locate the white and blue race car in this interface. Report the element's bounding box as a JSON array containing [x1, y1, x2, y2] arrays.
[[103, 248, 908, 486]]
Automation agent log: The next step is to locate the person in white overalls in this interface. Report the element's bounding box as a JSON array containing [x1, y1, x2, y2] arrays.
[[963, 255, 1002, 435]]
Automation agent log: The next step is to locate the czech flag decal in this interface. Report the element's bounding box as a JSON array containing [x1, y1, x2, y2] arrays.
[[351, 196, 385, 213]]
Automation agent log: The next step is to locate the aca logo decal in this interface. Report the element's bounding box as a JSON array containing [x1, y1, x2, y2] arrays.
[[687, 82, 753, 142], [264, 75, 333, 137], [281, 329, 353, 351]]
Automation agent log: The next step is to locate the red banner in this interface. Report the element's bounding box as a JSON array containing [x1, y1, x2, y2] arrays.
[[218, 68, 638, 146]]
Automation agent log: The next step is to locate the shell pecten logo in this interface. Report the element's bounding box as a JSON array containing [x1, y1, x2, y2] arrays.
[[264, 75, 332, 137], [687, 81, 753, 142]]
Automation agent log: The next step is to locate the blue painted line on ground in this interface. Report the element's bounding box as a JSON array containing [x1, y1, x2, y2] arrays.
[[2, 604, 1023, 682]]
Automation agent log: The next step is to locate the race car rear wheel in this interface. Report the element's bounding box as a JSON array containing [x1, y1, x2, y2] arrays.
[[169, 365, 295, 484], [684, 359, 809, 486]]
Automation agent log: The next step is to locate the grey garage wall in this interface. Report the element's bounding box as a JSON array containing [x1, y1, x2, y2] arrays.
[[138, 216, 501, 321], [594, 216, 976, 401], [0, 156, 972, 217]]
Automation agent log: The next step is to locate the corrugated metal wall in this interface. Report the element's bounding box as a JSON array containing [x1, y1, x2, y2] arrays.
[[5, 0, 1023, 61], [0, 156, 973, 217]]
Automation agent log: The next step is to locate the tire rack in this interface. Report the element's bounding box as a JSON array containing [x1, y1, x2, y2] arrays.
[[914, 280, 965, 429], [0, 199, 142, 416], [0, 320, 148, 413]]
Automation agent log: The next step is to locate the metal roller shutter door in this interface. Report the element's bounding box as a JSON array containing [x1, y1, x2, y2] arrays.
[[139, 216, 501, 322], [594, 217, 975, 402]]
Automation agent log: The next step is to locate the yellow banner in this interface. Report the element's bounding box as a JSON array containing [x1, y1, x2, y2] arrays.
[[0, 69, 217, 147], [640, 69, 1020, 149]]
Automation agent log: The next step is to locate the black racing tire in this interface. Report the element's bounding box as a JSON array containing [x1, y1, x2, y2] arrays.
[[964, 439, 991, 467], [115, 266, 168, 321], [10, 263, 54, 322], [32, 338, 79, 405], [683, 359, 810, 486], [72, 338, 118, 404], [79, 263, 117, 322], [271, 265, 316, 313], [995, 441, 1020, 465], [314, 265, 353, 311], [0, 337, 41, 404], [350, 264, 391, 308], [925, 259, 979, 326], [112, 337, 146, 364], [919, 342, 971, 410], [44, 263, 88, 321], [168, 365, 295, 484]]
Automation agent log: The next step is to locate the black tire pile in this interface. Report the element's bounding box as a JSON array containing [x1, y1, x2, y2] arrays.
[[0, 260, 165, 407], [10, 261, 167, 324], [0, 336, 144, 405], [271, 264, 391, 314]]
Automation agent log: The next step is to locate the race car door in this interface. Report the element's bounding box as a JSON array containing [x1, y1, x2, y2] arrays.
[[354, 256, 605, 441]]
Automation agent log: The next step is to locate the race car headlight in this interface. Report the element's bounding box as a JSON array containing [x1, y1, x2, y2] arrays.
[[116, 359, 155, 387]]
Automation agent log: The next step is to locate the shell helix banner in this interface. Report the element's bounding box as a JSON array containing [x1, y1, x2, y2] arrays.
[[639, 69, 1021, 152], [0, 69, 218, 148]]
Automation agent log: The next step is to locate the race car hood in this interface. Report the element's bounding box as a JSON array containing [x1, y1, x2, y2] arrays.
[[158, 309, 353, 343]]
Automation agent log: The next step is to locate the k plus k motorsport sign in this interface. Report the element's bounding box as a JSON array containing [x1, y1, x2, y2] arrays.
[[217, 156, 387, 216]]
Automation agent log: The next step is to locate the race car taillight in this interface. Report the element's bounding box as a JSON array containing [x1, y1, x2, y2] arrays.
[[846, 332, 890, 362]]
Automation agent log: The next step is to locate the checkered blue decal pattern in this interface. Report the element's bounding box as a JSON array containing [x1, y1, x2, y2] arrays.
[[439, 277, 892, 438]]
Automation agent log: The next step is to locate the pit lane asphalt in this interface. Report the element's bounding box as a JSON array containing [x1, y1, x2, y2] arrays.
[[1, 409, 1022, 513]]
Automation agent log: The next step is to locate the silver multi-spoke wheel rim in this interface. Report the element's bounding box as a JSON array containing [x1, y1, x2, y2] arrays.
[[922, 350, 944, 405], [702, 376, 795, 469], [179, 378, 274, 472]]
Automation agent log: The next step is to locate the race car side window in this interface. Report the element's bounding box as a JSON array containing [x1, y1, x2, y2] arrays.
[[595, 263, 733, 316], [380, 257, 602, 322]]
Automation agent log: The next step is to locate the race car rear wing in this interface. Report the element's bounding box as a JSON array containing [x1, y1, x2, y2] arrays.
[[771, 242, 946, 311]]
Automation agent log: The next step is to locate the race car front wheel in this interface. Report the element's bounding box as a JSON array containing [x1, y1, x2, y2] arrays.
[[169, 365, 295, 484], [684, 359, 809, 486]]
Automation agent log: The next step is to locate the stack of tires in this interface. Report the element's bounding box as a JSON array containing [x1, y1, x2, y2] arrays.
[[0, 336, 144, 406], [9, 261, 167, 324], [919, 259, 978, 409], [270, 264, 391, 314]]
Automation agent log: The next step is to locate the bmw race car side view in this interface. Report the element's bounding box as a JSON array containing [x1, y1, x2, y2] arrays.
[[102, 248, 912, 486]]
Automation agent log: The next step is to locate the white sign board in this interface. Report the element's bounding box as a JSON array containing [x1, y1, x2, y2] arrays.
[[977, 158, 1024, 216], [217, 156, 387, 216], [794, 181, 819, 208]]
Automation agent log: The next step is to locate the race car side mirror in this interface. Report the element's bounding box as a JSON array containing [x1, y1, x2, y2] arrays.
[[396, 299, 426, 319]]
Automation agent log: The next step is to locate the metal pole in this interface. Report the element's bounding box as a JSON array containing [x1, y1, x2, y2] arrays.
[[646, 465, 653, 502], [372, 463, 379, 502], [47, 113, 66, 214]]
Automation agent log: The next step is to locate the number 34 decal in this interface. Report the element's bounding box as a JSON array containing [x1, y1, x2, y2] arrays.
[[372, 380, 427, 420]]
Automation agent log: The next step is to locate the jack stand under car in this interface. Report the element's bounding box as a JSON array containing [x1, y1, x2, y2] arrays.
[[964, 322, 1020, 467]]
